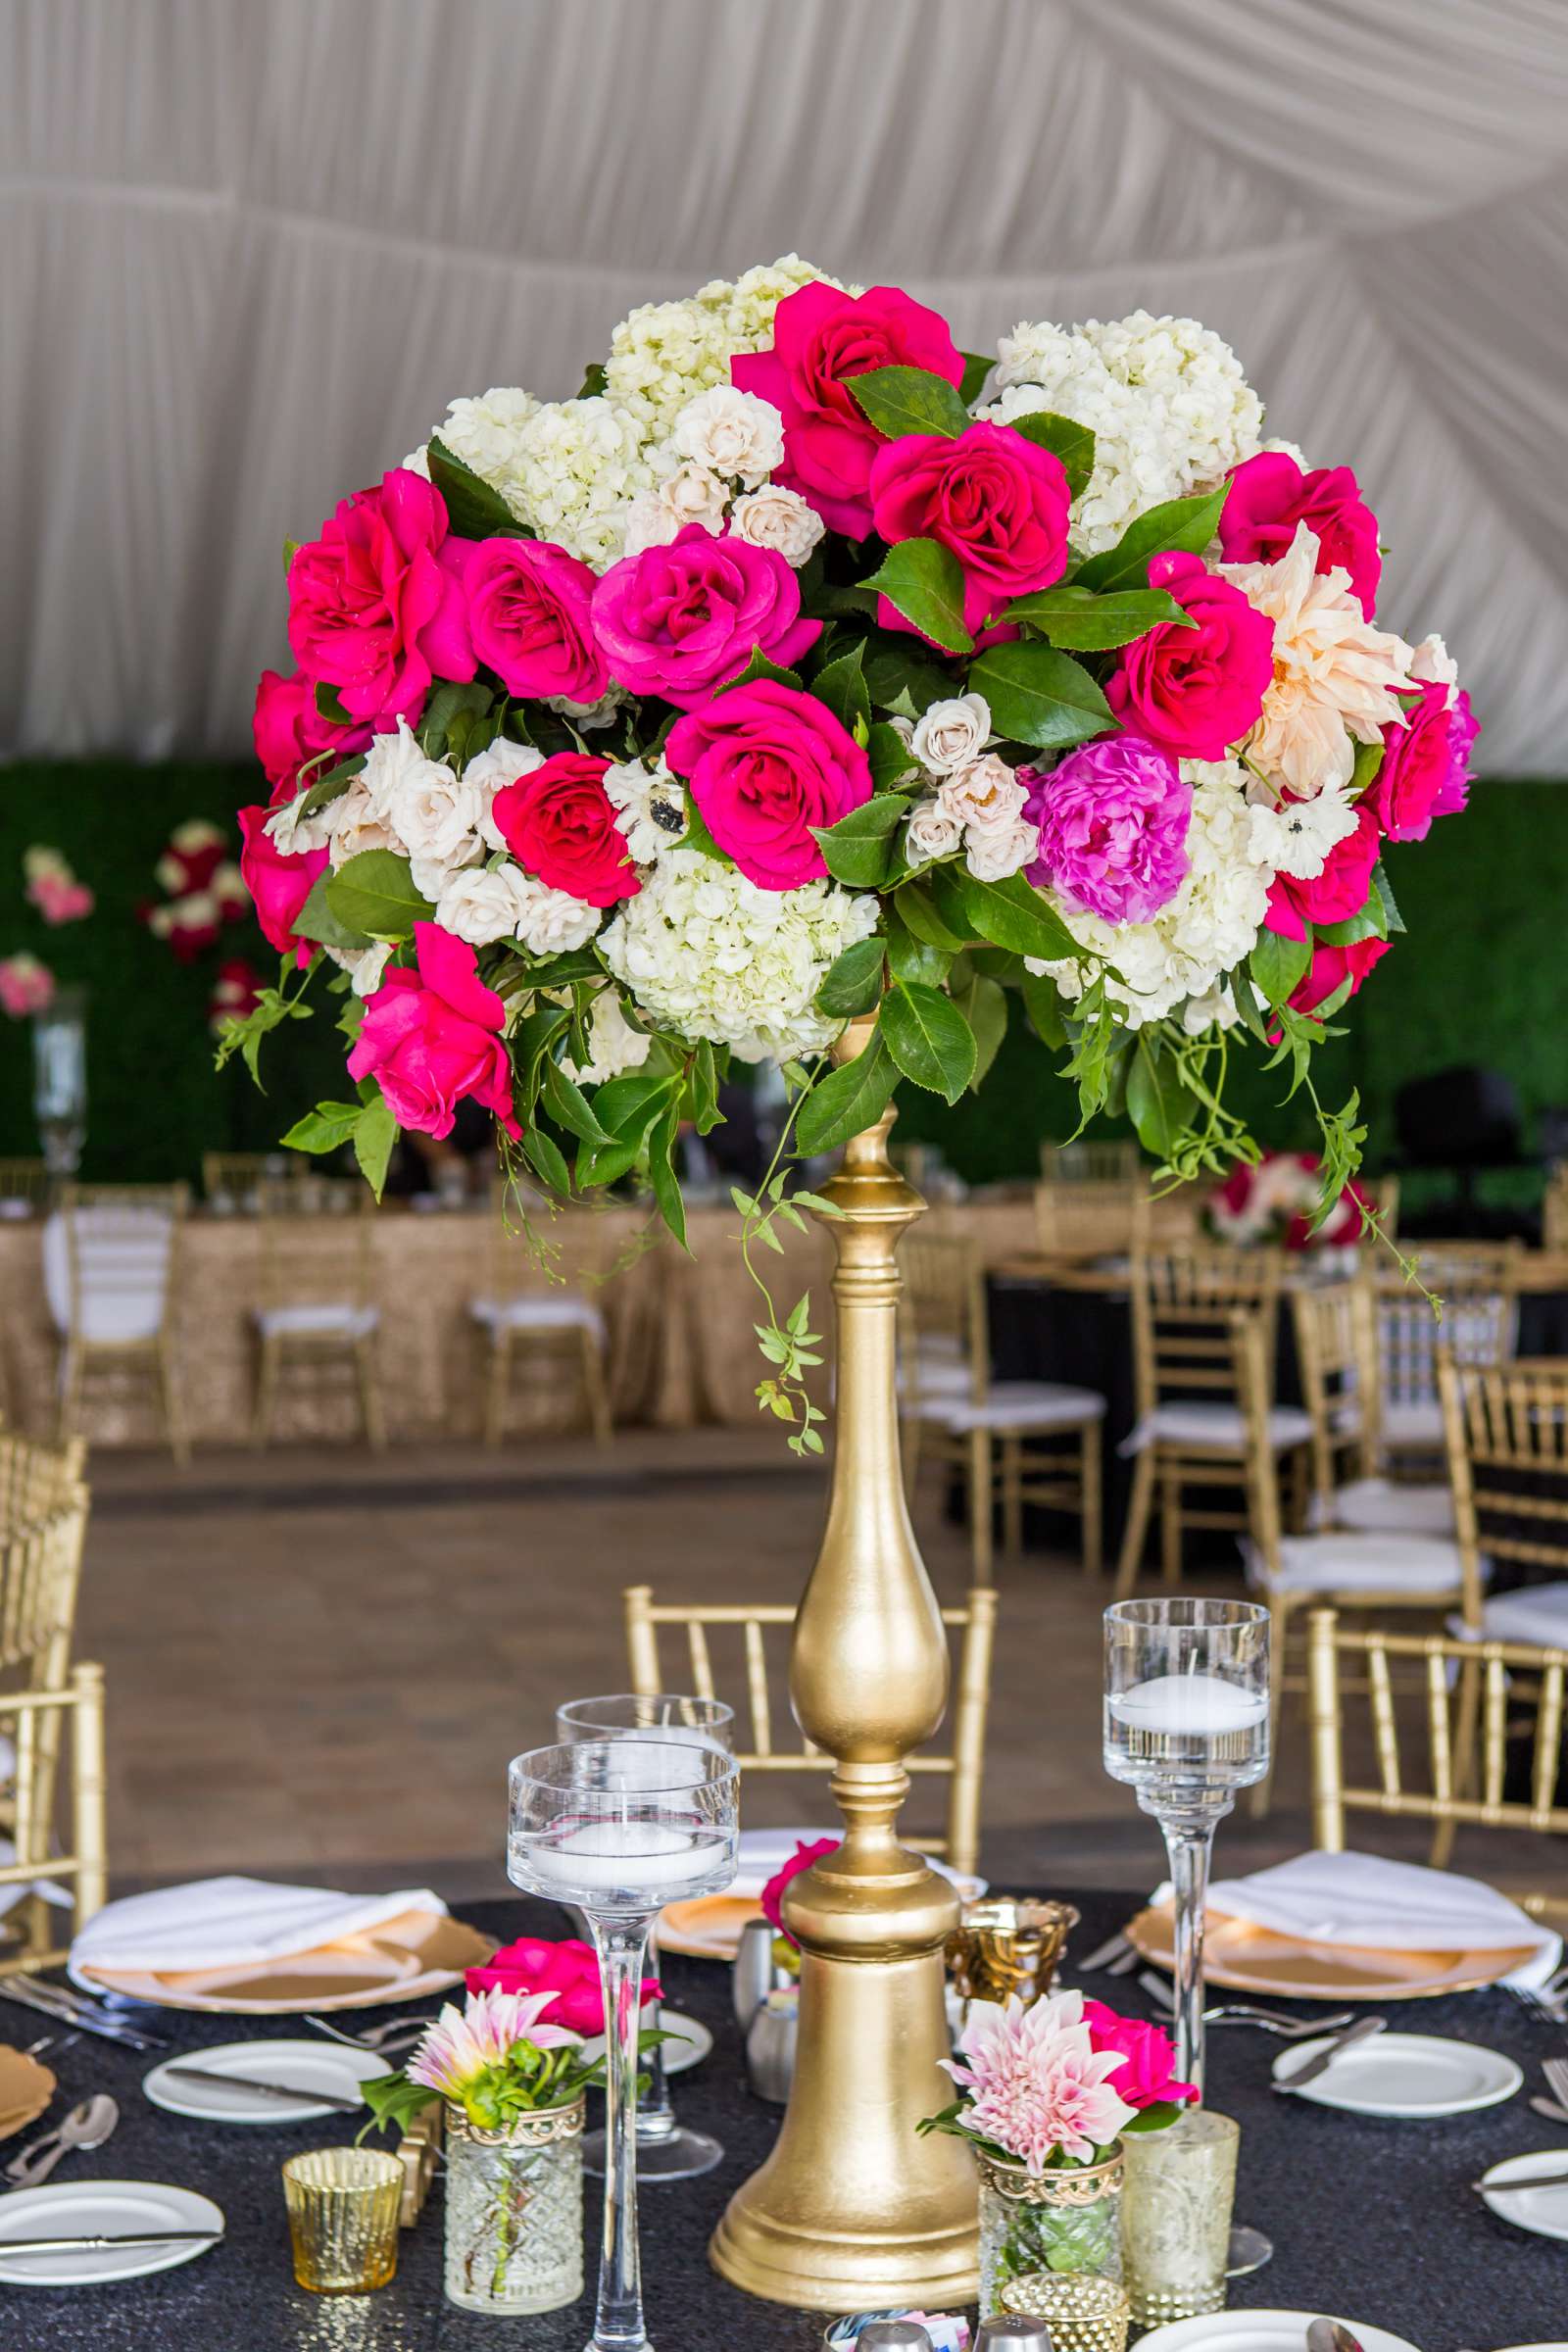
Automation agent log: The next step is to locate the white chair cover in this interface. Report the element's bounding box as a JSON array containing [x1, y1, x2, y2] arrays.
[[42, 1206, 174, 1346]]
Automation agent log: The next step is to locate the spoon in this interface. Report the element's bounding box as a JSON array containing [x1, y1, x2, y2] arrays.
[[1306, 2324, 1364, 2352], [5, 2093, 120, 2188]]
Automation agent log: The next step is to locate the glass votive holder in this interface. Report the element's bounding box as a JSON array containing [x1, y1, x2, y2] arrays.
[[282, 2146, 404, 2293], [1118, 2106, 1239, 2326]]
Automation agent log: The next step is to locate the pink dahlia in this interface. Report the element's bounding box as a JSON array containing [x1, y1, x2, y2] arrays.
[[1023, 734, 1192, 925], [943, 1989, 1138, 2173], [406, 1987, 580, 2101]]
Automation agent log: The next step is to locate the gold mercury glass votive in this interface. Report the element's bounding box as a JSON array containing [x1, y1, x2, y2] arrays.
[[1002, 2271, 1131, 2352], [946, 1898, 1080, 2010], [283, 2146, 404, 2293], [1118, 2106, 1239, 2326]]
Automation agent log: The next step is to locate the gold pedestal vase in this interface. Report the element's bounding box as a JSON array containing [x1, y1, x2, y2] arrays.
[[710, 1019, 980, 2309]]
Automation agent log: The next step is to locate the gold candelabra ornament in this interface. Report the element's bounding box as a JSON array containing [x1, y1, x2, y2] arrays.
[[710, 1018, 980, 2309]]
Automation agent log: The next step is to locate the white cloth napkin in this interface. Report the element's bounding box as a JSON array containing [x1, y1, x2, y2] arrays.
[[70, 1875, 447, 1976], [1202, 1849, 1560, 1986]]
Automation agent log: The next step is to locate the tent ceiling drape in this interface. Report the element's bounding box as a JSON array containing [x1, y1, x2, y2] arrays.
[[4, 0, 1566, 768]]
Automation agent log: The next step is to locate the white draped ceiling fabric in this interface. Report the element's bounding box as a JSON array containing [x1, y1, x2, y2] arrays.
[[6, 0, 1568, 767]]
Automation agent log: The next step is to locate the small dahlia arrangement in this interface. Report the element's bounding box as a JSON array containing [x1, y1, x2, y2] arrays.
[[229, 259, 1475, 1441], [1208, 1149, 1375, 1250], [921, 1988, 1194, 2173]]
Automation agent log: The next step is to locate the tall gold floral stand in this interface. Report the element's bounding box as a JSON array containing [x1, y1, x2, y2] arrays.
[[710, 1018, 981, 2308]]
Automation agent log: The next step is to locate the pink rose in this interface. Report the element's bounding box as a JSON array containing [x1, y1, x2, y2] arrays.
[[1266, 800, 1381, 939], [466, 1936, 660, 2035], [1290, 933, 1389, 1017], [462, 537, 609, 705], [591, 525, 819, 710], [252, 668, 370, 793], [1023, 734, 1191, 924], [1368, 679, 1477, 843], [29, 873, 94, 926], [1106, 551, 1275, 760], [733, 281, 963, 539], [869, 421, 1071, 641], [1219, 452, 1382, 616], [1082, 2000, 1196, 2110], [760, 1837, 839, 1949], [665, 681, 873, 891], [347, 921, 520, 1142], [286, 467, 475, 731], [491, 752, 638, 907], [0, 956, 55, 1020], [237, 803, 327, 969]]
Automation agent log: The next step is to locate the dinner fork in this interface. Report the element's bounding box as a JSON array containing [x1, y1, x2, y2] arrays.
[[1136, 1971, 1350, 2034], [305, 2013, 430, 2054], [1543, 2055, 1568, 2113]]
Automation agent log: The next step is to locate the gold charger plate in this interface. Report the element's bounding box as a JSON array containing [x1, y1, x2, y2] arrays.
[[660, 1894, 766, 1961], [1128, 1903, 1538, 2000], [0, 2045, 56, 2139], [76, 1909, 496, 2015]]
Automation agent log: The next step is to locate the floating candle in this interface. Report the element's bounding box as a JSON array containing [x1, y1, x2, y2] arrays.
[[517, 1818, 732, 1901], [1107, 1672, 1269, 1736]]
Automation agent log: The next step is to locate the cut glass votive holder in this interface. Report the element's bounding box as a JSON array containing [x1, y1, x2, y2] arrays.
[[282, 2146, 404, 2293], [1118, 2105, 1239, 2325]]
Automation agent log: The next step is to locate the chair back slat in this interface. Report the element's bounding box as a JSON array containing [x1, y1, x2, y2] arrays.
[[1292, 1283, 1371, 1507], [1440, 1351, 1568, 1627], [1034, 1183, 1150, 1263]]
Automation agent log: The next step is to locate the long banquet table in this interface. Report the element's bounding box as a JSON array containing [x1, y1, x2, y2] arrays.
[[10, 1887, 1563, 2348]]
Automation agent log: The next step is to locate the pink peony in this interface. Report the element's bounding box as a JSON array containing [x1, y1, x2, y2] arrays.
[[591, 525, 819, 710], [665, 680, 873, 891], [1023, 735, 1192, 924], [466, 1936, 660, 2035], [347, 921, 520, 1142], [1220, 452, 1381, 617], [942, 1989, 1138, 2174], [286, 467, 475, 731], [462, 536, 609, 705], [237, 804, 327, 968], [1081, 2000, 1196, 2110], [1266, 799, 1381, 940], [1106, 551, 1275, 761], [1368, 679, 1478, 843], [490, 752, 638, 907], [1290, 933, 1389, 1017], [252, 667, 371, 793], [760, 1838, 839, 1948], [868, 421, 1071, 641], [733, 281, 964, 539]]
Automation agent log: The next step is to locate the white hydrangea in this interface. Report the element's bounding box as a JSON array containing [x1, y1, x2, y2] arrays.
[[563, 991, 655, 1086], [507, 397, 662, 568], [603, 757, 688, 862], [604, 255, 844, 440], [987, 311, 1263, 558], [600, 848, 878, 1061]]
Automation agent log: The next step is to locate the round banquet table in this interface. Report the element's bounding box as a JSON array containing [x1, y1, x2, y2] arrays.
[[8, 1888, 1564, 2349]]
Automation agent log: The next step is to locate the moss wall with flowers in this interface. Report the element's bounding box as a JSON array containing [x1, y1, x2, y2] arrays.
[[1, 763, 1563, 1199]]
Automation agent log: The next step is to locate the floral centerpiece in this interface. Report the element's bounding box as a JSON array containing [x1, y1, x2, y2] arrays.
[[226, 260, 1474, 1441], [1207, 1149, 1375, 1250], [919, 1988, 1193, 2307]]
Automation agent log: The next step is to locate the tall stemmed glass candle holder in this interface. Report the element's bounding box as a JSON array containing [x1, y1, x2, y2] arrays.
[[556, 1693, 736, 2181], [509, 1739, 740, 2352]]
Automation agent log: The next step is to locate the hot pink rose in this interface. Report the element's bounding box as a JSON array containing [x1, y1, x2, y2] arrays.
[[1106, 551, 1275, 760], [490, 752, 638, 907], [869, 421, 1071, 640], [347, 921, 520, 1142], [463, 537, 609, 705], [591, 525, 819, 710], [1368, 680, 1477, 843], [286, 467, 475, 730], [466, 1936, 660, 2035], [733, 281, 963, 539], [760, 1838, 839, 1949], [237, 804, 327, 969], [1290, 933, 1389, 1017], [1219, 452, 1381, 616], [1023, 734, 1191, 924], [1082, 2000, 1196, 2110], [665, 681, 873, 891], [252, 668, 371, 793], [1266, 800, 1381, 939]]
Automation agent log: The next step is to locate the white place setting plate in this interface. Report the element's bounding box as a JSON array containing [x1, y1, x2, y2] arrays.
[[1137, 2312, 1422, 2352], [1476, 2150, 1568, 2241], [579, 2008, 711, 2077], [142, 2035, 390, 2124], [0, 2180, 224, 2287], [1272, 2030, 1520, 2117]]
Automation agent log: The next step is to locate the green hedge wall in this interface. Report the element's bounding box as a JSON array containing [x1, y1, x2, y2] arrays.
[[1, 763, 1562, 1192]]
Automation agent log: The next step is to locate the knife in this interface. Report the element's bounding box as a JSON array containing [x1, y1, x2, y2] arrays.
[[0, 1976, 164, 2052], [164, 2065, 366, 2114], [1473, 2168, 1568, 2195], [1272, 2013, 1386, 2091], [0, 2229, 224, 2256]]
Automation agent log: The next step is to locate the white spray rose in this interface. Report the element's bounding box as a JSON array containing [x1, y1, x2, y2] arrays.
[[671, 386, 784, 488], [513, 877, 603, 958], [912, 695, 991, 775], [727, 484, 825, 567], [905, 802, 964, 868], [466, 739, 547, 855], [436, 862, 541, 948], [964, 821, 1037, 882]]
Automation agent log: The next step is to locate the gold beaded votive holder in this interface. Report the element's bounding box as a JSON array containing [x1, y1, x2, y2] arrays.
[[945, 1898, 1080, 2010], [282, 2147, 404, 2293], [1118, 2107, 1238, 2325], [1002, 2270, 1130, 2352]]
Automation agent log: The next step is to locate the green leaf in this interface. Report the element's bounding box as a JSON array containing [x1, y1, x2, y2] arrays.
[[958, 351, 994, 406], [595, 1071, 676, 1140], [1250, 926, 1312, 1006], [577, 362, 608, 399], [966, 640, 1111, 750], [353, 1092, 397, 1200], [1371, 857, 1405, 935], [867, 719, 920, 794], [520, 1124, 571, 1195], [861, 634, 956, 716], [926, 862, 980, 942], [811, 794, 909, 889], [687, 1038, 722, 1135], [1073, 484, 1230, 596], [1348, 738, 1386, 801], [814, 936, 886, 1017], [881, 983, 976, 1102], [541, 1057, 613, 1147], [316, 681, 355, 726], [323, 851, 435, 943], [418, 681, 494, 760], [280, 1102, 363, 1155], [1003, 585, 1195, 651], [808, 640, 871, 738], [426, 435, 532, 541], [1021, 965, 1067, 1048], [678, 798, 730, 863], [998, 411, 1096, 500], [714, 647, 804, 696], [884, 909, 950, 988], [576, 1135, 641, 1190], [647, 1097, 688, 1251], [295, 754, 365, 819], [846, 365, 972, 442], [1315, 874, 1389, 949], [796, 1029, 898, 1155], [1126, 1040, 1196, 1160], [292, 871, 372, 953], [860, 540, 973, 657], [895, 879, 970, 954], [950, 866, 1082, 962], [956, 972, 1007, 1092]]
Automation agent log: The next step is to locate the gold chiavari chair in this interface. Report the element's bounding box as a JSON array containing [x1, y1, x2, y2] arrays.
[[0, 1430, 86, 1537], [45, 1183, 189, 1460], [623, 1584, 997, 1880], [1292, 1283, 1453, 1539], [1368, 1245, 1520, 1474], [0, 1498, 104, 1970], [1439, 1349, 1568, 1649], [1544, 1165, 1568, 1255], [0, 1158, 49, 1213], [1033, 1182, 1151, 1266], [1308, 1606, 1568, 1901], [1113, 1250, 1311, 1599], [1040, 1139, 1144, 1185], [253, 1177, 385, 1447], [900, 1234, 1105, 1584], [202, 1151, 302, 1213], [469, 1212, 612, 1447]]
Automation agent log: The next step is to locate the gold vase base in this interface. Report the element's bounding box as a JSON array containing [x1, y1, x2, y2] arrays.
[[710, 2198, 979, 2315]]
